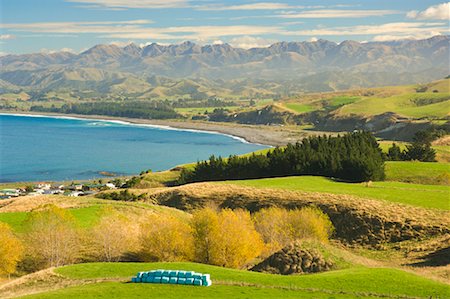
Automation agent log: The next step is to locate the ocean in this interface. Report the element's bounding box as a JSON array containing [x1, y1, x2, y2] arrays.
[[0, 114, 267, 182]]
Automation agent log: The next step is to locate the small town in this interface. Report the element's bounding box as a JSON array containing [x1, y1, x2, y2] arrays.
[[0, 181, 119, 199]]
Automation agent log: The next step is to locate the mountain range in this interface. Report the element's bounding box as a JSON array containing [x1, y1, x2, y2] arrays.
[[1, 35, 448, 97]]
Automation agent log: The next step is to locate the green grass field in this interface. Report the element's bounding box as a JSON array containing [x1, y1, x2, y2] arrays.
[[385, 161, 449, 185], [338, 93, 450, 118], [283, 103, 315, 114], [0, 205, 103, 232], [18, 262, 449, 299], [222, 176, 449, 210]]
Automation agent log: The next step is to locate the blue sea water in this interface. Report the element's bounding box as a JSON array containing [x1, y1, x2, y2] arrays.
[[0, 114, 267, 182]]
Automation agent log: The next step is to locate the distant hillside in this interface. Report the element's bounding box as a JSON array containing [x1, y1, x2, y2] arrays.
[[0, 36, 448, 97]]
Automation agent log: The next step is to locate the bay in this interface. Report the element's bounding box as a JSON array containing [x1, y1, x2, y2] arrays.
[[0, 114, 267, 182]]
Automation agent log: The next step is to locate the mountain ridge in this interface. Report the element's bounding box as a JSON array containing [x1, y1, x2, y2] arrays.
[[1, 36, 448, 96]]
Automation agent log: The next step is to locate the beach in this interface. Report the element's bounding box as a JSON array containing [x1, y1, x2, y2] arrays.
[[0, 111, 319, 146]]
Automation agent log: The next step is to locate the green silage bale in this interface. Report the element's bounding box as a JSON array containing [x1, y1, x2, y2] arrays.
[[177, 271, 186, 278], [193, 278, 202, 286], [184, 271, 194, 278], [162, 270, 171, 277], [131, 277, 137, 283], [177, 278, 186, 284], [185, 278, 194, 285], [154, 270, 163, 276], [169, 277, 178, 284], [161, 277, 170, 284]]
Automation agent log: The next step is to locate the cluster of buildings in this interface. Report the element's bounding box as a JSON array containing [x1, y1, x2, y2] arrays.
[[0, 181, 118, 200]]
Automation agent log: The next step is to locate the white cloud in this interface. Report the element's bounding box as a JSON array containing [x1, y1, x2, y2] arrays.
[[103, 25, 284, 41], [229, 36, 276, 49], [212, 40, 224, 45], [372, 32, 443, 42], [60, 47, 76, 53], [277, 9, 398, 19], [309, 37, 318, 42], [66, 0, 188, 9], [0, 34, 16, 40], [0, 52, 8, 56], [282, 22, 449, 38], [407, 2, 450, 20], [197, 2, 297, 11]]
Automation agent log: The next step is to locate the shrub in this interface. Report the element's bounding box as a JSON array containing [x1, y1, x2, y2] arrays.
[[140, 215, 194, 262], [253, 207, 334, 252], [0, 222, 24, 277], [22, 205, 81, 269], [90, 207, 139, 262], [191, 208, 264, 268]]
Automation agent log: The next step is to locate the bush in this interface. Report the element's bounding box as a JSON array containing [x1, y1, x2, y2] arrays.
[[96, 190, 145, 201], [191, 208, 264, 268], [0, 222, 24, 277], [22, 205, 81, 269], [253, 207, 334, 252], [140, 215, 194, 262], [90, 207, 139, 262]]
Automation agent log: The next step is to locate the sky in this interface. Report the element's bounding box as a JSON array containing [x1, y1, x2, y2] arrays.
[[0, 0, 449, 55]]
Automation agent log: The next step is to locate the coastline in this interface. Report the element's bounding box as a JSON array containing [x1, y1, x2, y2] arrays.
[[0, 111, 317, 147]]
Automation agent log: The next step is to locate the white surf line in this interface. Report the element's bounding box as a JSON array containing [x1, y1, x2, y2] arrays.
[[0, 112, 271, 147]]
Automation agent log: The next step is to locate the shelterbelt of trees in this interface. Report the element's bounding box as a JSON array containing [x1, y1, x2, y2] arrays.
[[30, 101, 181, 119], [180, 132, 386, 183]]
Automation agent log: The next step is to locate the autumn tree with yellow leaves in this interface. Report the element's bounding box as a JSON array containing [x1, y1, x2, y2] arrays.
[[191, 208, 264, 269], [0, 222, 24, 277], [140, 214, 194, 262], [23, 205, 81, 269]]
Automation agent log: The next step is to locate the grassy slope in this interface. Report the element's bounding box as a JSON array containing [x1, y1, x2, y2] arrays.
[[0, 206, 102, 232], [222, 176, 449, 210], [19, 262, 450, 299], [0, 196, 188, 232], [337, 93, 450, 118], [385, 161, 449, 185]]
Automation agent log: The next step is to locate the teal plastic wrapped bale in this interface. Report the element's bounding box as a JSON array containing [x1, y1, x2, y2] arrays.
[[202, 274, 212, 287], [193, 273, 202, 280], [154, 270, 163, 277], [193, 279, 203, 286], [131, 277, 137, 283], [161, 277, 170, 284], [162, 270, 171, 277], [185, 278, 194, 285], [169, 277, 178, 284], [177, 271, 186, 278], [146, 277, 154, 283], [169, 270, 178, 277], [153, 277, 162, 284], [177, 278, 186, 285], [184, 271, 194, 278]]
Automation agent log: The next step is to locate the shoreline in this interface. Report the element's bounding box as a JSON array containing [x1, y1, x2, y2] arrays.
[[0, 111, 317, 147]]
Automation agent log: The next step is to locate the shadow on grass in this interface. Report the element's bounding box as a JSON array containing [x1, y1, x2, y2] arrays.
[[409, 246, 450, 267]]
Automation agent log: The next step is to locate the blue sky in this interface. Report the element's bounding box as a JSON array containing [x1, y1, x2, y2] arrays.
[[0, 0, 449, 54]]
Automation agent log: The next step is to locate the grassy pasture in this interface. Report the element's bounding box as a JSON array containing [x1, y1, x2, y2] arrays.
[[337, 92, 450, 118], [222, 176, 449, 210], [17, 262, 450, 299], [385, 161, 449, 185], [283, 103, 315, 114], [0, 205, 103, 232]]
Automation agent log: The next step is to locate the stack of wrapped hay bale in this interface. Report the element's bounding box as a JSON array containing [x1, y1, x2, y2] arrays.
[[131, 269, 212, 287]]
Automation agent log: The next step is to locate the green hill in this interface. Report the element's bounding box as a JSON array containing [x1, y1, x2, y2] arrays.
[[5, 262, 448, 299]]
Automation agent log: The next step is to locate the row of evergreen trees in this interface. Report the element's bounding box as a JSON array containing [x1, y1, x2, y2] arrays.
[[179, 131, 385, 184], [31, 101, 180, 120]]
